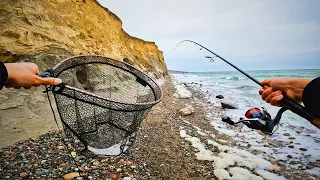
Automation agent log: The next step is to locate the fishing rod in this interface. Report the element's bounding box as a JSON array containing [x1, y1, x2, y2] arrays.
[[174, 40, 319, 134]]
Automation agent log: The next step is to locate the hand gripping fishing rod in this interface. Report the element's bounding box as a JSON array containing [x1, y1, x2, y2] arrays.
[[174, 40, 319, 132]]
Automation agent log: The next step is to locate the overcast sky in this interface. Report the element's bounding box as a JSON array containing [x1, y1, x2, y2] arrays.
[[99, 0, 320, 71]]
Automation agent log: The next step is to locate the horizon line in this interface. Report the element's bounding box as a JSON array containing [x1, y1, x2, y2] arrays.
[[168, 68, 320, 73]]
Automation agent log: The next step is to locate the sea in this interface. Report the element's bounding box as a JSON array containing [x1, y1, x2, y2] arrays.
[[171, 69, 320, 174]]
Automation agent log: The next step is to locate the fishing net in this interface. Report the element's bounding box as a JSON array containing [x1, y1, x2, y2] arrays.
[[45, 55, 162, 156]]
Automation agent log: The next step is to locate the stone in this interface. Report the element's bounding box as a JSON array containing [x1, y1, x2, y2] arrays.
[[92, 160, 100, 166], [272, 164, 280, 172], [287, 154, 293, 158], [288, 145, 294, 148], [126, 161, 133, 166], [102, 170, 110, 175], [283, 133, 290, 136], [221, 116, 234, 125], [110, 174, 118, 179], [268, 142, 277, 147], [310, 163, 320, 167], [269, 157, 276, 164], [179, 106, 194, 116], [63, 172, 80, 179], [20, 172, 28, 177], [216, 95, 224, 99], [300, 148, 308, 151], [306, 165, 313, 169], [71, 151, 77, 158], [288, 137, 296, 140], [221, 102, 237, 109], [35, 170, 46, 176]]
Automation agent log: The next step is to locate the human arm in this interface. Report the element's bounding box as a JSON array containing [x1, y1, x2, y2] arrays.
[[259, 77, 320, 118], [258, 78, 311, 106], [1, 62, 62, 89]]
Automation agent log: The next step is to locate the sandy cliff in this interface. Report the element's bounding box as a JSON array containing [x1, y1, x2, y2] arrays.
[[0, 0, 167, 148], [0, 0, 167, 78]]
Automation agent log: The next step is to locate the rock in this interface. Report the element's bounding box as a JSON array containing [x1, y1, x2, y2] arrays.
[[221, 116, 234, 125], [71, 151, 77, 158], [221, 102, 237, 109], [216, 95, 224, 99], [116, 168, 122, 172], [268, 142, 277, 147], [300, 148, 308, 151], [288, 137, 296, 140], [110, 174, 118, 179], [269, 157, 276, 164], [310, 163, 320, 167], [179, 106, 194, 116], [263, 144, 272, 148], [35, 170, 46, 176], [283, 133, 290, 136], [123, 177, 132, 180], [63, 172, 80, 179], [287, 154, 293, 158], [20, 172, 28, 177], [272, 164, 280, 172], [126, 161, 133, 166], [288, 145, 295, 148], [102, 170, 110, 175], [306, 165, 314, 169], [93, 160, 100, 166]]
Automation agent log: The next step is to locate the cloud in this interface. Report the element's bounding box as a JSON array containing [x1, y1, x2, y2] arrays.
[[99, 0, 320, 71]]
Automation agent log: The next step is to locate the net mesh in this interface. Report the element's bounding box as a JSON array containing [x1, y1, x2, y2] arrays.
[[49, 55, 162, 156]]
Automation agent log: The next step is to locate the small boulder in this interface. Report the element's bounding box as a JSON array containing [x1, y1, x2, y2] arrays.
[[179, 106, 195, 116], [63, 172, 80, 179], [216, 95, 224, 99], [221, 102, 237, 109], [20, 172, 28, 177], [300, 148, 308, 151], [110, 174, 118, 179]]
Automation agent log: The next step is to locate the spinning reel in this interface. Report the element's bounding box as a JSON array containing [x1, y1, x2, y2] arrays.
[[222, 107, 288, 135]]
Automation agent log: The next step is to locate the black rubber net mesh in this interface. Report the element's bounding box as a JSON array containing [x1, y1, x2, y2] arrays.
[[50, 55, 162, 156]]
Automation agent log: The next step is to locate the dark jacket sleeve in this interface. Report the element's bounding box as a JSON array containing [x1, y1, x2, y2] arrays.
[[302, 77, 320, 118], [0, 61, 8, 90]]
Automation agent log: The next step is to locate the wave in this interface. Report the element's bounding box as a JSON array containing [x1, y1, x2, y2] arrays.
[[224, 76, 239, 80], [236, 85, 256, 90], [222, 76, 247, 81]]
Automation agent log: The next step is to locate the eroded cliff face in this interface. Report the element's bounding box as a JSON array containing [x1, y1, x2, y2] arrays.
[[0, 0, 167, 148], [0, 0, 167, 78]]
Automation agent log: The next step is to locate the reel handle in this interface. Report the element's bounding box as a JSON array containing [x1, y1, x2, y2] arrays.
[[263, 85, 320, 128]]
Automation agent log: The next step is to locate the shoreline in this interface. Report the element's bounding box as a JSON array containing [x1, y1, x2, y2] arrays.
[[0, 77, 319, 179]]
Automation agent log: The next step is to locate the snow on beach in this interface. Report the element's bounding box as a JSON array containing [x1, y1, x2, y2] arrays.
[[171, 71, 320, 179]]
